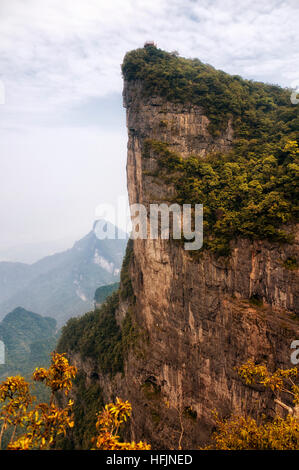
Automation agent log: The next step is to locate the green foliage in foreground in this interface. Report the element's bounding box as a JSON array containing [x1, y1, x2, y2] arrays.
[[122, 46, 299, 139], [57, 290, 140, 378], [144, 139, 299, 256], [57, 292, 123, 375], [58, 371, 104, 450]]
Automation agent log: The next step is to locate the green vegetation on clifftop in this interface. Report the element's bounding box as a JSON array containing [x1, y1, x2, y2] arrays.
[[123, 47, 298, 255], [122, 46, 299, 139]]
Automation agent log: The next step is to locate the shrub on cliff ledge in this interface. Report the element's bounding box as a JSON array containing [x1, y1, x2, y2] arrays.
[[57, 292, 123, 375], [144, 139, 299, 256]]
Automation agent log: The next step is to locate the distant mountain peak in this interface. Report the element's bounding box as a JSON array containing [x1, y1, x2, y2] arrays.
[[0, 225, 128, 326], [93, 219, 129, 241]]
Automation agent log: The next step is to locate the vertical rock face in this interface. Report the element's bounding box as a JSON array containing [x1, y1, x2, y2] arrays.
[[125, 81, 234, 208], [114, 80, 299, 448], [62, 71, 298, 450]]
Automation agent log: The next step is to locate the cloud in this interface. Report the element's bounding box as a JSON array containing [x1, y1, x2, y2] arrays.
[[0, 1, 298, 249], [0, 0, 298, 122], [0, 124, 128, 245]]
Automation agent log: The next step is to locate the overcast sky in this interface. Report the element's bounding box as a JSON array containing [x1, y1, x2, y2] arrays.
[[0, 0, 298, 256]]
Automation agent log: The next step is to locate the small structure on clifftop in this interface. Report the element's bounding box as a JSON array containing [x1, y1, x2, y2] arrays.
[[144, 41, 157, 48]]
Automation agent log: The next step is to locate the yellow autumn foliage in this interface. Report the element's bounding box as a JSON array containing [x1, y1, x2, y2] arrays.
[[92, 397, 150, 450], [0, 353, 76, 450], [205, 361, 299, 450], [0, 353, 150, 450]]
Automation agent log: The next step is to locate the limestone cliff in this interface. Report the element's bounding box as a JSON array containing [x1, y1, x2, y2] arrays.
[[58, 47, 299, 449]]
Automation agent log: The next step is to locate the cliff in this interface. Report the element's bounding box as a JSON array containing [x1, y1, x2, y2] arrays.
[[57, 47, 299, 449]]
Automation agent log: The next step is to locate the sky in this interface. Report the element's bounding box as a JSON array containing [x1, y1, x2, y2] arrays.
[[0, 0, 298, 259]]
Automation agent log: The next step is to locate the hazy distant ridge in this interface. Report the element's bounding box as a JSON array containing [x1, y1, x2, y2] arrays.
[[0, 223, 127, 326]]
